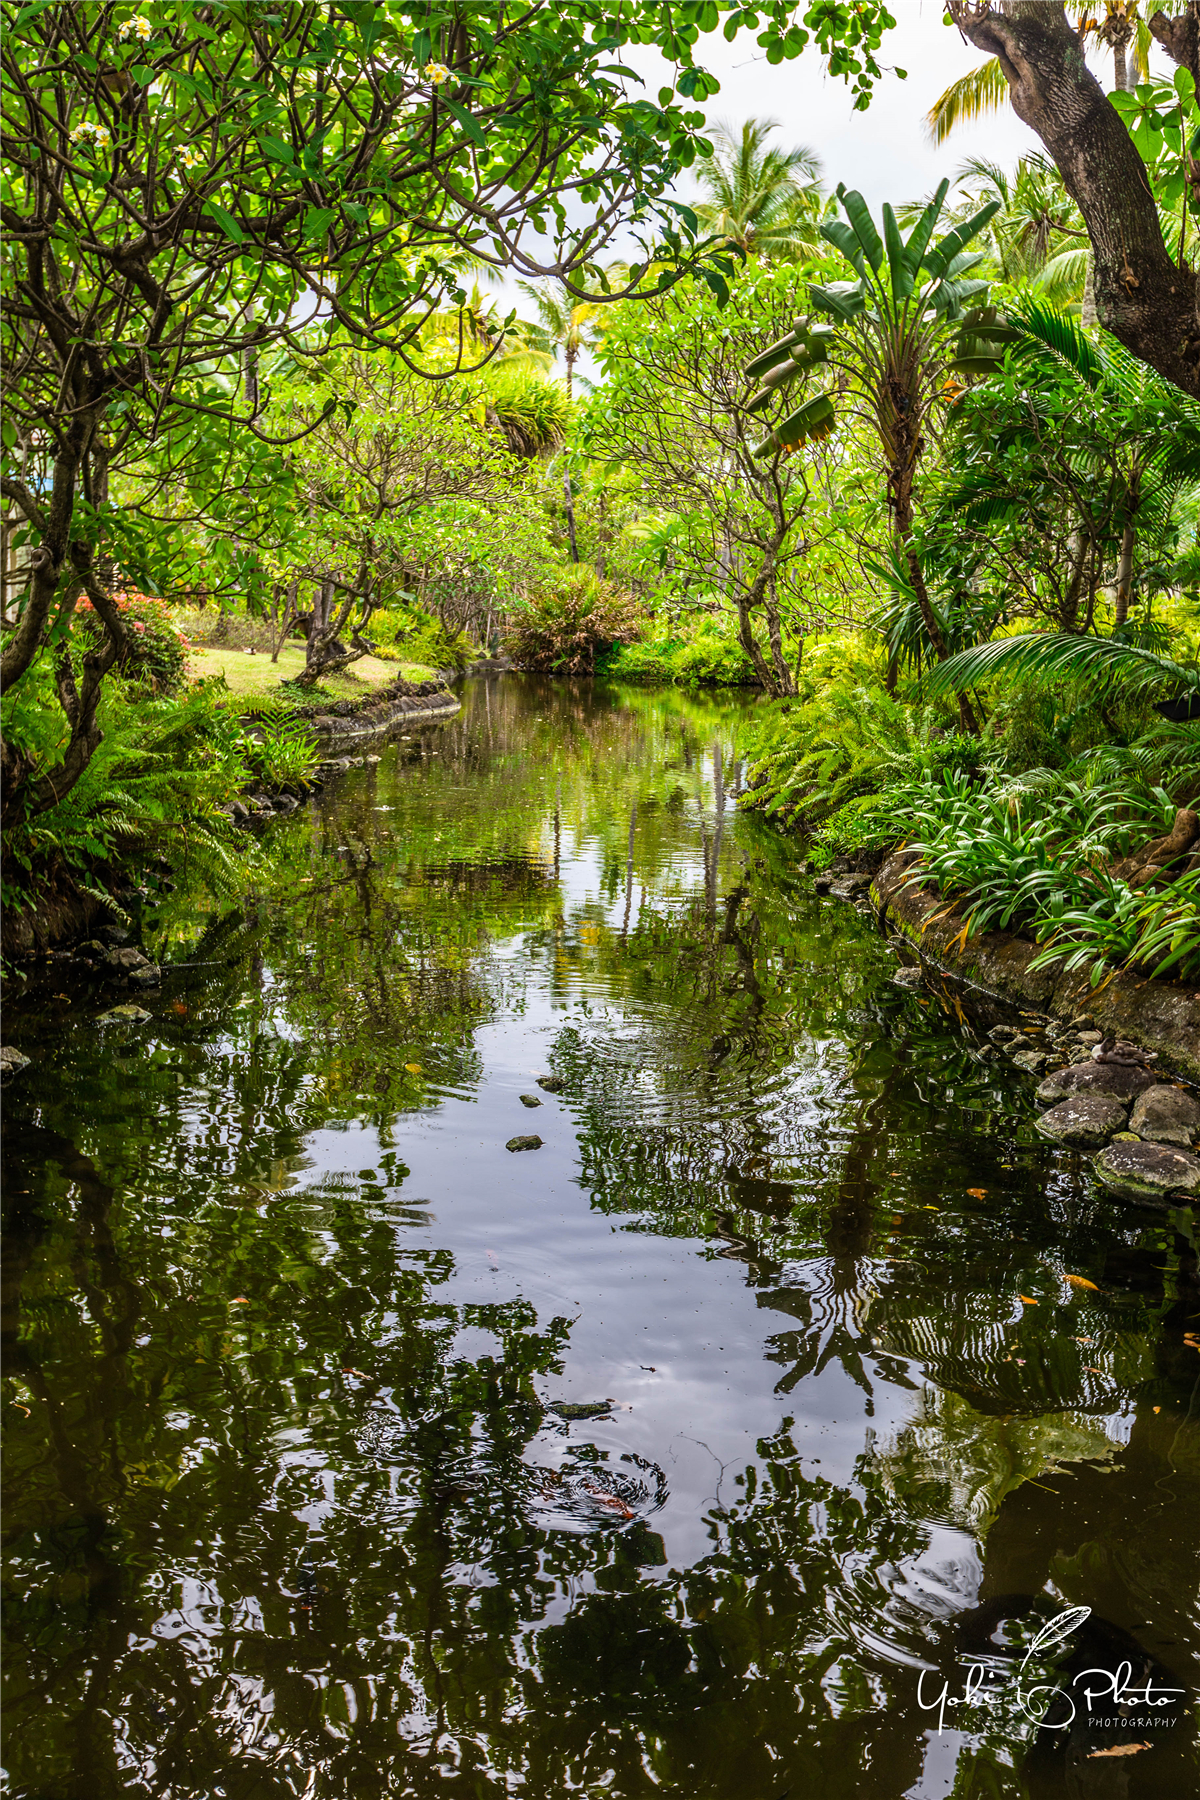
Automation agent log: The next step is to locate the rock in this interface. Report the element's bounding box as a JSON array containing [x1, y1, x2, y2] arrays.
[[1069, 1014, 1096, 1030], [1129, 1084, 1200, 1149], [231, 800, 250, 821], [106, 945, 150, 972], [272, 793, 299, 813], [813, 874, 834, 895], [95, 1005, 153, 1025], [519, 1094, 543, 1108], [892, 966, 924, 989], [1010, 1049, 1053, 1072], [1093, 1138, 1200, 1205], [1036, 1061, 1159, 1104], [536, 1075, 565, 1093], [506, 1135, 543, 1152], [127, 964, 161, 989], [989, 1026, 1024, 1043], [1075, 1030, 1103, 1047], [829, 873, 871, 900], [548, 1400, 613, 1420], [0, 1046, 30, 1082], [1036, 1094, 1129, 1149]]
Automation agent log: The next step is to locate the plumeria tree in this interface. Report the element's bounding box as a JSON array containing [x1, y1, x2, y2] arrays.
[[1, 0, 897, 830]]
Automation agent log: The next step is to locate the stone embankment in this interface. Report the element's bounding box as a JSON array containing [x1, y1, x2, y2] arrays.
[[808, 849, 1199, 1210], [299, 676, 459, 748], [869, 848, 1200, 1083]]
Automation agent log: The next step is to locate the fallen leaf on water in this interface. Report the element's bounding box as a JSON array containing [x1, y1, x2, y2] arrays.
[[967, 1188, 987, 1199], [1087, 1743, 1150, 1759], [171, 1001, 188, 1016], [12, 1404, 30, 1416], [1019, 1295, 1038, 1305], [1074, 1336, 1095, 1345], [405, 1063, 422, 1074], [1064, 1273, 1099, 1291], [1153, 1406, 1161, 1413], [1083, 1366, 1104, 1375]]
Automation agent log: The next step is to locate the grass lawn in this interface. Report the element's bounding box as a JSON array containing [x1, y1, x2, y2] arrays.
[[186, 642, 439, 705]]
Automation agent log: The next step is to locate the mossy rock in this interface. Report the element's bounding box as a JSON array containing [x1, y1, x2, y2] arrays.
[[1092, 1138, 1200, 1206]]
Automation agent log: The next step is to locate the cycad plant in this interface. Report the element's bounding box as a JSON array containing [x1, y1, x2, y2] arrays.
[[744, 179, 999, 727]]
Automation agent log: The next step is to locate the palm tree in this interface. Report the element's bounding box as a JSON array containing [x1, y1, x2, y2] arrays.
[[515, 281, 602, 561], [927, 2, 1151, 145], [693, 118, 824, 261], [948, 154, 1089, 302]]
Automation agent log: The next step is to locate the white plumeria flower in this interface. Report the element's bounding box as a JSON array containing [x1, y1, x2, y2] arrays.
[[179, 145, 204, 169], [119, 14, 153, 40], [425, 61, 450, 85], [71, 120, 112, 150]]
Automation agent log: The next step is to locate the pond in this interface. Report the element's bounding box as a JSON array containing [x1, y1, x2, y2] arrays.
[[3, 674, 1197, 1800]]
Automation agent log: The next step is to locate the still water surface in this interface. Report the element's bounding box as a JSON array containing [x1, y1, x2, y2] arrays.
[[3, 676, 1198, 1799]]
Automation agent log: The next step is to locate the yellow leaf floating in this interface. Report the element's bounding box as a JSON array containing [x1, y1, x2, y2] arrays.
[[405, 1063, 423, 1075], [1019, 1295, 1038, 1305]]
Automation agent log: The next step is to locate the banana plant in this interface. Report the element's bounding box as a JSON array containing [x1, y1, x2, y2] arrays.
[[743, 179, 999, 725]]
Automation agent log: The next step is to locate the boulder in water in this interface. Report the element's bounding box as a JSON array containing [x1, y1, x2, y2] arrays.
[[1093, 1138, 1200, 1204], [1036, 1094, 1128, 1148], [1128, 1084, 1200, 1148], [1036, 1061, 1158, 1104], [506, 1134, 543, 1152]]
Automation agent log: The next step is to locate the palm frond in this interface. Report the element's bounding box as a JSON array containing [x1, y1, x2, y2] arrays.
[[925, 59, 1010, 147], [927, 632, 1200, 700]]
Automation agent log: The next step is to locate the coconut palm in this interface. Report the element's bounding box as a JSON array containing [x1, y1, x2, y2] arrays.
[[927, 1, 1152, 145], [693, 118, 824, 261], [515, 280, 602, 559], [948, 154, 1089, 302]]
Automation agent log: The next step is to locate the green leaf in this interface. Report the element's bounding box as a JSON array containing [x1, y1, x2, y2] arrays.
[[926, 633, 1200, 699], [881, 204, 912, 301], [441, 98, 486, 147], [901, 178, 949, 273], [203, 201, 244, 246], [752, 393, 837, 458], [838, 187, 883, 272], [820, 218, 868, 280], [808, 280, 865, 323], [922, 199, 1001, 280], [745, 327, 807, 382]]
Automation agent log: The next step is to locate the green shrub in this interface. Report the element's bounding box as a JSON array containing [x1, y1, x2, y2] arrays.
[[599, 615, 757, 687], [369, 606, 473, 671], [2, 669, 248, 914], [505, 567, 642, 675], [76, 591, 191, 693], [237, 698, 320, 786]]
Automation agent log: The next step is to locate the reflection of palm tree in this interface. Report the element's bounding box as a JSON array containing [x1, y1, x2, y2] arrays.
[[693, 118, 824, 261]]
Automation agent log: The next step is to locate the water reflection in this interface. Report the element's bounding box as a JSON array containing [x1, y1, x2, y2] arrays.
[[3, 675, 1197, 1798]]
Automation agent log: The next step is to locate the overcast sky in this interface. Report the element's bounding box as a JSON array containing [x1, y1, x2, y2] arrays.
[[493, 1, 1174, 364]]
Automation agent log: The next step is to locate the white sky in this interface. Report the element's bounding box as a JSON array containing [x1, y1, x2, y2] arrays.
[[489, 1, 1175, 367]]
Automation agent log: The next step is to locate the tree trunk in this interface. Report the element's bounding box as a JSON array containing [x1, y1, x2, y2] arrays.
[[949, 1, 1200, 397]]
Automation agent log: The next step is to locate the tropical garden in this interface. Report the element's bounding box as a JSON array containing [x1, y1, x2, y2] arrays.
[[2, 0, 1199, 990]]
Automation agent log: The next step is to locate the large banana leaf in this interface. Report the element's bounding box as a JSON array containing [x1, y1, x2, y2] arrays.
[[882, 203, 912, 301], [902, 178, 951, 274], [837, 186, 884, 272], [921, 200, 1001, 281], [926, 632, 1200, 699], [808, 280, 866, 322], [819, 219, 870, 281], [745, 323, 809, 383], [751, 393, 837, 458]]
